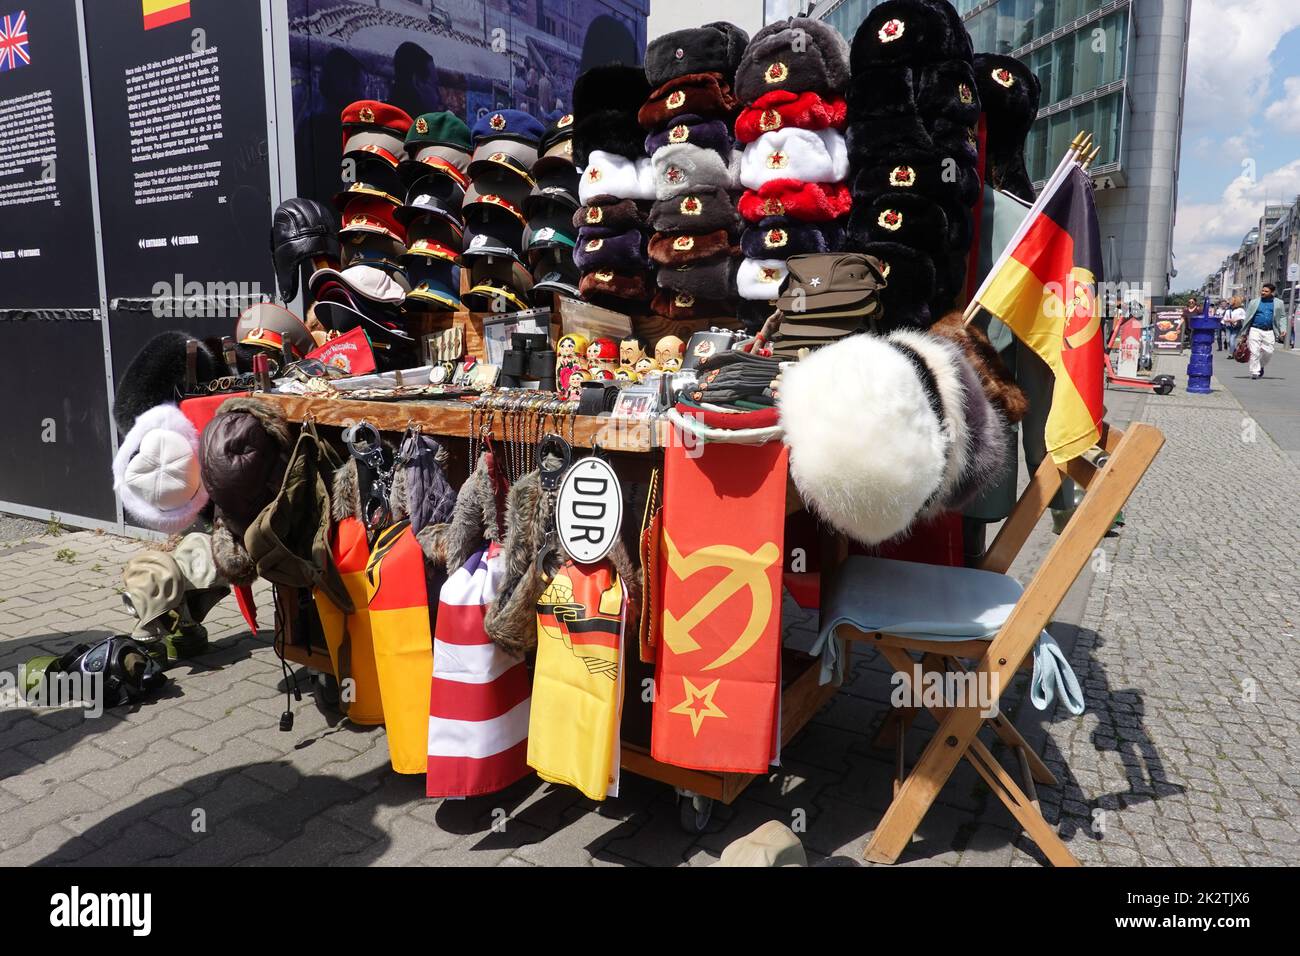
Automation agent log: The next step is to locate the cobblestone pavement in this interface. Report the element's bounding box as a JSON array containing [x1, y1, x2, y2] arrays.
[[1, 354, 1295, 866]]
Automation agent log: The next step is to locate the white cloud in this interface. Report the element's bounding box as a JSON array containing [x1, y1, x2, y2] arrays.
[[1263, 77, 1300, 135], [1173, 158, 1300, 284], [1184, 1, 1300, 133]]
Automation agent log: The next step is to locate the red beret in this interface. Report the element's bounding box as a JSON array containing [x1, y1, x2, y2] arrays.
[[340, 100, 413, 148], [735, 90, 848, 144], [738, 179, 852, 223]]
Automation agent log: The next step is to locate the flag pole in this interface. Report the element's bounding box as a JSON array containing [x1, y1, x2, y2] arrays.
[[963, 132, 1092, 325]]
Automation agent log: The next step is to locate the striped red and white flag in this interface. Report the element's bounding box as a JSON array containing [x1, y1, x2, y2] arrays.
[[427, 544, 532, 798]]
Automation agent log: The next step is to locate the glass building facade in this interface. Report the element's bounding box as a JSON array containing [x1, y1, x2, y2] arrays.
[[818, 0, 1131, 184]]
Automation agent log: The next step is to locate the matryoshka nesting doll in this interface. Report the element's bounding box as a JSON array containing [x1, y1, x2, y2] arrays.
[[586, 337, 619, 377], [565, 368, 592, 401], [556, 332, 589, 383], [655, 335, 685, 373]]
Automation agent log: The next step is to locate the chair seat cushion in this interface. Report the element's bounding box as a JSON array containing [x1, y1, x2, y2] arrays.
[[811, 561, 1086, 717], [810, 556, 1084, 715], [823, 555, 1026, 642]]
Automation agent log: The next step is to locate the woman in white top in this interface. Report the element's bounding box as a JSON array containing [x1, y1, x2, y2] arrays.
[[1223, 296, 1246, 353]]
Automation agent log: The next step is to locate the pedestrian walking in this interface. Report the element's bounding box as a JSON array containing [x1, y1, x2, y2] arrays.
[[1244, 284, 1284, 379], [1214, 300, 1228, 351], [1181, 295, 1199, 350], [1224, 296, 1245, 354]]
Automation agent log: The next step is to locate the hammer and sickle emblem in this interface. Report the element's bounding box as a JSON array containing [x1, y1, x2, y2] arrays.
[[1064, 269, 1100, 349], [662, 531, 781, 671]]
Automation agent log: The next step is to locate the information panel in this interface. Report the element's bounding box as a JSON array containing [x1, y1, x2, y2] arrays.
[[83, 0, 274, 302], [0, 0, 98, 309]]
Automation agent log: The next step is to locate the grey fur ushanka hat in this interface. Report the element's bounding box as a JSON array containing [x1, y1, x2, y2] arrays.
[[734, 17, 852, 103]]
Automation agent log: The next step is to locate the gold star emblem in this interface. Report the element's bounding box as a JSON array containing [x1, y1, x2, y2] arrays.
[[666, 90, 686, 109], [669, 678, 727, 736], [359, 106, 375, 123], [669, 124, 689, 143], [415, 117, 429, 134], [490, 112, 506, 130], [758, 109, 782, 132], [765, 62, 788, 84]]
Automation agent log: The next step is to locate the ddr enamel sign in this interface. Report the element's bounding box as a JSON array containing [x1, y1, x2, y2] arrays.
[[556, 456, 623, 565]]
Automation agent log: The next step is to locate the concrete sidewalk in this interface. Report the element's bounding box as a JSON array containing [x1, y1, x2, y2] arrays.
[[0, 355, 1295, 866]]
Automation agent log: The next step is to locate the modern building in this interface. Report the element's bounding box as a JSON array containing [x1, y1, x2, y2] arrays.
[[816, 0, 1193, 302]]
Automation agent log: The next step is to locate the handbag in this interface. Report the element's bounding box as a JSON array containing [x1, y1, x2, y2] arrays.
[[1233, 330, 1251, 363]]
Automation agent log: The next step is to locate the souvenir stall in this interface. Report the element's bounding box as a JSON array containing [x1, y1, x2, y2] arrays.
[[93, 2, 1161, 852]]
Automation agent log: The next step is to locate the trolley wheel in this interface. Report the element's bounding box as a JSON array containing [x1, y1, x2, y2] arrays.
[[1155, 379, 1175, 395], [678, 793, 714, 833]]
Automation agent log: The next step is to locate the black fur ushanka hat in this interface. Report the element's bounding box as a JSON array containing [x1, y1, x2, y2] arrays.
[[850, 0, 970, 74], [572, 65, 652, 166], [857, 240, 936, 330], [851, 149, 981, 209], [848, 191, 950, 260], [973, 53, 1042, 203]]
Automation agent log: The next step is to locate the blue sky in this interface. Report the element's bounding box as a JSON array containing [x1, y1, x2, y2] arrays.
[[1174, 0, 1300, 288]]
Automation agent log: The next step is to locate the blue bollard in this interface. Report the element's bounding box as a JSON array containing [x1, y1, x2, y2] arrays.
[[1186, 306, 1217, 394]]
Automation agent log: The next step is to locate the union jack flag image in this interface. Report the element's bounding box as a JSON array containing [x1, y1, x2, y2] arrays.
[[0, 10, 29, 72]]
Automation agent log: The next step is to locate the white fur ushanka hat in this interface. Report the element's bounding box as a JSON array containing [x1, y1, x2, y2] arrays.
[[112, 403, 208, 534], [740, 128, 849, 190], [778, 329, 1007, 546]]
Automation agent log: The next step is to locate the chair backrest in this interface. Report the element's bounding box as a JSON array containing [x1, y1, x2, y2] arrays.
[[972, 421, 1164, 682]]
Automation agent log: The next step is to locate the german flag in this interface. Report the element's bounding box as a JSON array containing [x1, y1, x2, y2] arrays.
[[973, 166, 1104, 463], [143, 0, 190, 31]]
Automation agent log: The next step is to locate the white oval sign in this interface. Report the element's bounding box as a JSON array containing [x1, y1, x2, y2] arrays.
[[555, 456, 623, 565]]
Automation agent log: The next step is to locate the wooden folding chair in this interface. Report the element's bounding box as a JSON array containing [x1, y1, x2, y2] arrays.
[[832, 420, 1164, 866]]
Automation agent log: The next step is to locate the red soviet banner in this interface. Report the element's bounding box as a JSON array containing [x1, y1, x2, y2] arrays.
[[650, 438, 787, 774]]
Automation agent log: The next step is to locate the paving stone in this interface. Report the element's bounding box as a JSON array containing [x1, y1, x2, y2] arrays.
[[76, 738, 206, 802], [0, 824, 86, 866], [62, 774, 198, 849], [150, 819, 281, 867]]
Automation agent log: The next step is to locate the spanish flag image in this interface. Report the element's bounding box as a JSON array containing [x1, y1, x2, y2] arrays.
[[970, 164, 1104, 463], [143, 0, 190, 31]]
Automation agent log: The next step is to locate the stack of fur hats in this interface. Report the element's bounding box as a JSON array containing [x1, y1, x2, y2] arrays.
[[638, 22, 748, 328], [572, 65, 656, 312], [733, 17, 852, 332], [844, 0, 982, 330]]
